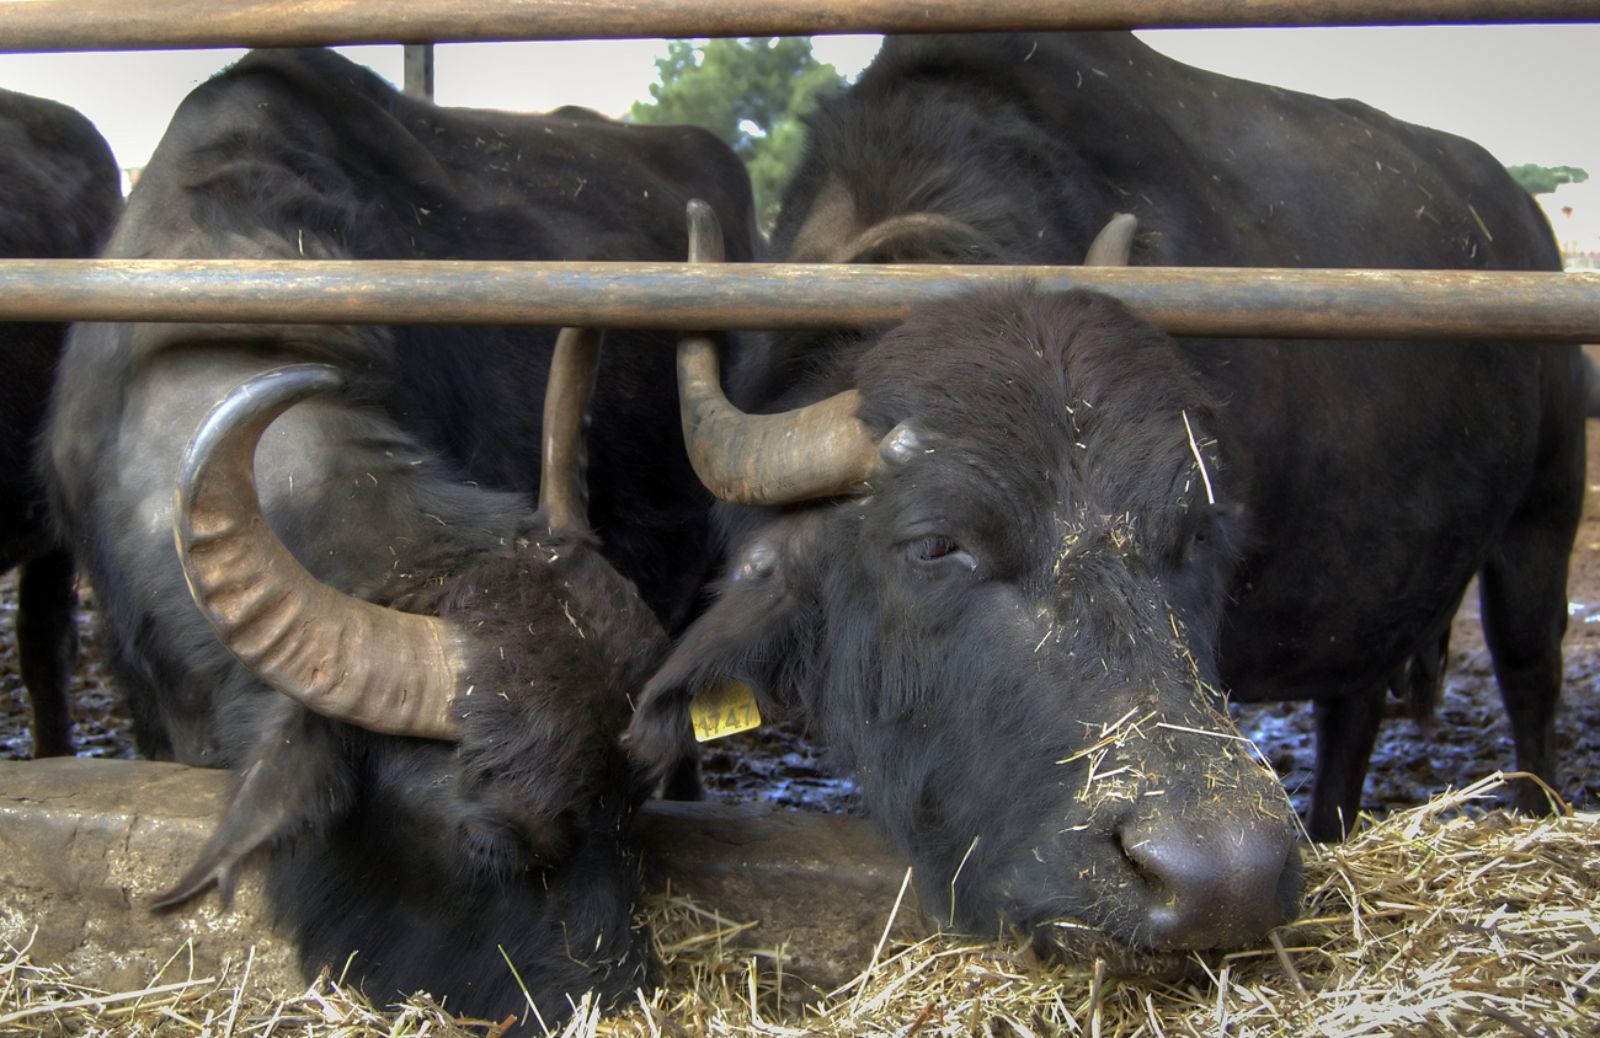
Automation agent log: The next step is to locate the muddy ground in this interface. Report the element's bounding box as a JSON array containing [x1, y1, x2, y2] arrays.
[[5, 423, 1600, 820]]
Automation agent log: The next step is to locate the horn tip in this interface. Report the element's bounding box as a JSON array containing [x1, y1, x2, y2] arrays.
[[686, 200, 724, 264]]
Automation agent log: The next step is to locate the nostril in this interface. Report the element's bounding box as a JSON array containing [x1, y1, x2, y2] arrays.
[[1118, 819, 1302, 951]]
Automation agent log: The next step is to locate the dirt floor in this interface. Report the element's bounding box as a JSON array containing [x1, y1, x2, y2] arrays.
[[0, 580, 128, 761], [5, 424, 1600, 821]]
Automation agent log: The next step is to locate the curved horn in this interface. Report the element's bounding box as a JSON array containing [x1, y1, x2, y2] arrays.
[[539, 326, 603, 535], [677, 198, 881, 505], [1085, 212, 1137, 267], [175, 364, 466, 740]]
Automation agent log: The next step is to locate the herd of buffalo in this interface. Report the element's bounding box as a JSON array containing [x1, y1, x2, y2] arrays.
[[0, 32, 1584, 1026]]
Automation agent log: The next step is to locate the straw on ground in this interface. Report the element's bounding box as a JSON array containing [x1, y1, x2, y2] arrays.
[[3, 773, 1595, 1037]]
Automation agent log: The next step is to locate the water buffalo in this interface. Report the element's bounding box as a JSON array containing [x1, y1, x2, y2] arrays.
[[46, 48, 755, 1023], [630, 32, 1581, 962], [0, 87, 120, 757]]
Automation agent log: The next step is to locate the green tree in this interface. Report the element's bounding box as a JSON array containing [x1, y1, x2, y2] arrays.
[[630, 38, 844, 230], [1506, 163, 1590, 195]]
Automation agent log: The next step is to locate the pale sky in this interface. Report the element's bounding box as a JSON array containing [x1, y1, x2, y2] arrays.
[[0, 27, 1593, 183]]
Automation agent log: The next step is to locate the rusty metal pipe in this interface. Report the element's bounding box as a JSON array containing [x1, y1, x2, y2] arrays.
[[3, 0, 1596, 51], [1, 259, 1596, 342]]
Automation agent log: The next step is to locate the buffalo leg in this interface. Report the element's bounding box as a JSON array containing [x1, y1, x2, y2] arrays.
[[1478, 505, 1575, 814], [17, 548, 77, 757], [1308, 686, 1383, 841]]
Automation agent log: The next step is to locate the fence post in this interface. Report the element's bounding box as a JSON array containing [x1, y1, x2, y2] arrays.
[[403, 43, 433, 100]]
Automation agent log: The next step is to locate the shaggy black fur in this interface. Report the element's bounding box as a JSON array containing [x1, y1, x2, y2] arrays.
[[251, 527, 666, 1018], [638, 288, 1292, 950]]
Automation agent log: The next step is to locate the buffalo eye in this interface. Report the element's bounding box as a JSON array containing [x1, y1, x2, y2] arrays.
[[1180, 515, 1225, 566], [1176, 526, 1204, 561], [906, 535, 978, 572]]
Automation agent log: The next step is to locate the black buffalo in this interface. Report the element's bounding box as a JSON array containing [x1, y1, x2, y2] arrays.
[[631, 33, 1580, 962], [47, 49, 755, 1023], [0, 87, 120, 757]]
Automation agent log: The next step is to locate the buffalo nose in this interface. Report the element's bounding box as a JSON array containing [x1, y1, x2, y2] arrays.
[[1118, 818, 1302, 950]]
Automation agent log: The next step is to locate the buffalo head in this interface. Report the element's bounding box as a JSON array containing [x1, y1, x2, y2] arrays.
[[631, 202, 1301, 962], [158, 328, 662, 1018]]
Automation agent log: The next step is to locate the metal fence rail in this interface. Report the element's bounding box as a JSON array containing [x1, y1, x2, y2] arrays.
[[4, 259, 1596, 341], [3, 0, 1598, 51], [2, 2, 1595, 340]]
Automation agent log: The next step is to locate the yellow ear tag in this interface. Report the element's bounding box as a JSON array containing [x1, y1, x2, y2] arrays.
[[689, 680, 763, 743]]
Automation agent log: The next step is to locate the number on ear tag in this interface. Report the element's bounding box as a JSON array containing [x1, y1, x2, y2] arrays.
[[689, 681, 763, 743]]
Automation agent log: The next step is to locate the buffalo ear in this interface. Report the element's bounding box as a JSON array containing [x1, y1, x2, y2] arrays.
[[154, 701, 349, 908], [626, 543, 817, 784]]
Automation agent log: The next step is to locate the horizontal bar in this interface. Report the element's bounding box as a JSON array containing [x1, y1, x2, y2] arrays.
[[3, 0, 1597, 52], [0, 259, 1595, 342]]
